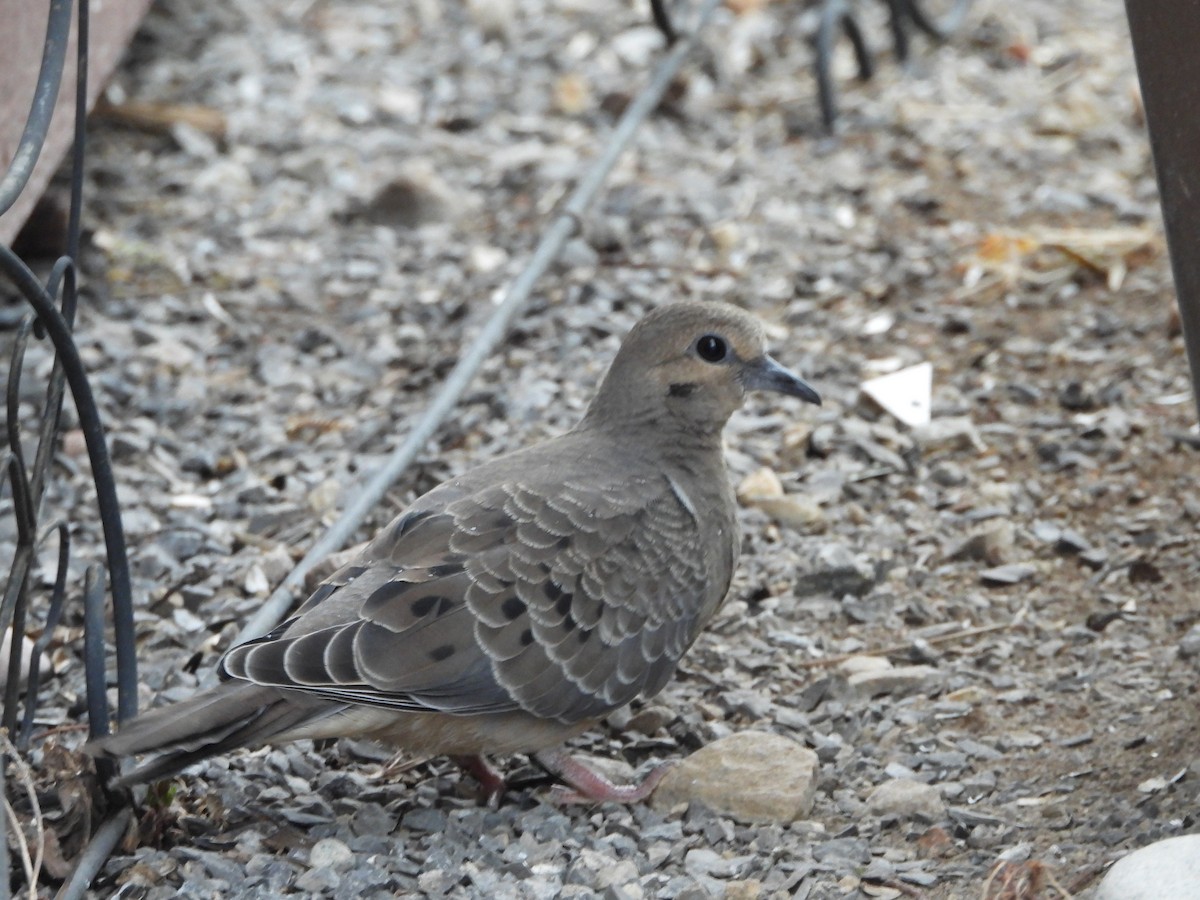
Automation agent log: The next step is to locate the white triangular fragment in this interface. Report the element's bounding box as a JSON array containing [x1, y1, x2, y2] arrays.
[[860, 362, 933, 428]]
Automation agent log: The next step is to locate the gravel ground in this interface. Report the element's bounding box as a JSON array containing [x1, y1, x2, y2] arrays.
[[5, 0, 1199, 896]]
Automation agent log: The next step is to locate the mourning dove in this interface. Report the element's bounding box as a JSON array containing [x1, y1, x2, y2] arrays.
[[89, 301, 820, 803]]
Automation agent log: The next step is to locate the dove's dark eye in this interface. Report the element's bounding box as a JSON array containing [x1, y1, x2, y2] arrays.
[[696, 334, 727, 363]]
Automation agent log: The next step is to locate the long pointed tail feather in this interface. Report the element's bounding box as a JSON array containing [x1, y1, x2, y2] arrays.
[[86, 682, 329, 787]]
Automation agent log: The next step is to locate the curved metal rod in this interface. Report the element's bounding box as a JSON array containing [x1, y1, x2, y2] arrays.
[[815, 0, 875, 131], [64, 0, 89, 311], [81, 565, 112, 741], [30, 264, 77, 510], [0, 455, 35, 735], [18, 522, 71, 750], [649, 0, 678, 44], [903, 0, 973, 40], [886, 0, 911, 63], [0, 248, 137, 724], [0, 0, 74, 217], [4, 319, 31, 471], [813, 0, 973, 129]]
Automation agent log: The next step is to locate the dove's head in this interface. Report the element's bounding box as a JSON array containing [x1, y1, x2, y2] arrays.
[[584, 302, 820, 437]]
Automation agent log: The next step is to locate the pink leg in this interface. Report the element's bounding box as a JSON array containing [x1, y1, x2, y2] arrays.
[[451, 754, 508, 808], [534, 750, 672, 804]]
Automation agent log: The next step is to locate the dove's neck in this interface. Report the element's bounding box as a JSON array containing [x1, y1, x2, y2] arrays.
[[579, 393, 728, 458]]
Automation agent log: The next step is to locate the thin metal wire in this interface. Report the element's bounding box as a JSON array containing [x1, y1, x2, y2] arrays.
[[52, 807, 132, 900], [234, 0, 726, 645]]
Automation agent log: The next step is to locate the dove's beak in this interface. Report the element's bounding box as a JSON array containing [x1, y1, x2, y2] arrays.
[[744, 355, 822, 406]]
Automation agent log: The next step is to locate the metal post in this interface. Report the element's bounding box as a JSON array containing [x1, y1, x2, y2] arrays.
[[1124, 0, 1200, 421]]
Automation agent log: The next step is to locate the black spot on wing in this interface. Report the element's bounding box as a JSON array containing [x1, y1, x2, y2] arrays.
[[430, 644, 456, 662], [428, 562, 465, 578], [520, 628, 535, 646], [365, 579, 413, 608], [501, 596, 527, 620], [306, 583, 337, 607], [394, 509, 435, 538], [668, 382, 697, 398], [410, 594, 454, 617]]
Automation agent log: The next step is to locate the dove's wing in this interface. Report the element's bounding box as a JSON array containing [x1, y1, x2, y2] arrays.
[[220, 468, 733, 724]]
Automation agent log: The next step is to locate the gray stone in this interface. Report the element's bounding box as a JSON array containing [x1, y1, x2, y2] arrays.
[[980, 563, 1037, 586], [866, 778, 946, 822], [294, 866, 340, 893], [811, 837, 871, 865], [1179, 623, 1200, 659], [652, 731, 818, 824]]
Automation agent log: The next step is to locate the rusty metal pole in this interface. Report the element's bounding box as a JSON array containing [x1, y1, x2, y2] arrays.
[[1124, 1, 1200, 421]]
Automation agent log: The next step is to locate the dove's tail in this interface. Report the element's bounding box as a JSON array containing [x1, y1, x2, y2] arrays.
[[85, 681, 331, 787]]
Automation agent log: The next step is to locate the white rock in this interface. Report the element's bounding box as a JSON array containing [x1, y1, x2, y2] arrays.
[[838, 655, 893, 677], [755, 496, 824, 529], [467, 244, 508, 275], [737, 467, 821, 528], [1179, 622, 1200, 659], [611, 26, 664, 68], [652, 731, 818, 824], [243, 564, 269, 596], [866, 778, 946, 822], [848, 665, 942, 699], [736, 466, 784, 502], [465, 0, 516, 39], [913, 416, 986, 452], [309, 837, 353, 870], [1094, 834, 1200, 900]]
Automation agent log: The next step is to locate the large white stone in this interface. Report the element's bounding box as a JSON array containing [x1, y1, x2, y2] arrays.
[[1094, 834, 1200, 900], [652, 731, 818, 824]]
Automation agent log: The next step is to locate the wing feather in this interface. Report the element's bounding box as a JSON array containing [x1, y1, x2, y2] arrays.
[[216, 464, 733, 725]]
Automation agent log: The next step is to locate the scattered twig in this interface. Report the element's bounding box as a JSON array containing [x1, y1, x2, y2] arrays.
[[28, 723, 91, 744], [93, 97, 228, 139], [981, 859, 1074, 900], [2, 730, 44, 894]]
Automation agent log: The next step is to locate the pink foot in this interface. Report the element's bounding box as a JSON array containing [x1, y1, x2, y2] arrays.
[[451, 754, 508, 808], [534, 750, 672, 804]]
